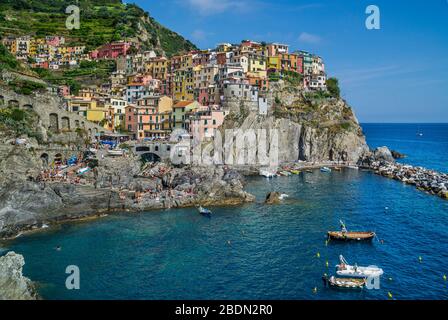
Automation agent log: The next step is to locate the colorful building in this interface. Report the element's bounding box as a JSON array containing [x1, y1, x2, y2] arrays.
[[172, 101, 200, 130]]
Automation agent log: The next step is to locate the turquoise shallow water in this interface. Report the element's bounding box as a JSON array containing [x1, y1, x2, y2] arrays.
[[2, 124, 448, 300]]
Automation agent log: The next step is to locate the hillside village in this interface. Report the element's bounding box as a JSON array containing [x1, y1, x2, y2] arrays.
[[1, 36, 329, 142]]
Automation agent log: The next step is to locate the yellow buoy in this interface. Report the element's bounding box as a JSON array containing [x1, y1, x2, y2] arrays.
[[313, 287, 318, 294], [388, 292, 393, 299], [316, 252, 320, 258], [419, 256, 422, 263], [326, 261, 329, 268], [443, 274, 447, 281]]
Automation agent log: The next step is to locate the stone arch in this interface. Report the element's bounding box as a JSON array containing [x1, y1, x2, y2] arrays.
[[40, 153, 49, 167], [61, 116, 70, 130], [74, 120, 80, 128], [88, 128, 92, 136], [23, 104, 33, 110], [8, 100, 19, 108], [141, 152, 161, 163], [154, 145, 159, 152], [49, 113, 59, 132], [81, 121, 85, 128]]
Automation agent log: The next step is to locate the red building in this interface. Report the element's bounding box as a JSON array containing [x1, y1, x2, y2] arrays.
[[91, 41, 131, 60]]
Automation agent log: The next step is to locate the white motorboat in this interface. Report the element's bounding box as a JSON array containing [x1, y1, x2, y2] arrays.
[[260, 169, 276, 178], [336, 255, 383, 279], [320, 167, 332, 173]]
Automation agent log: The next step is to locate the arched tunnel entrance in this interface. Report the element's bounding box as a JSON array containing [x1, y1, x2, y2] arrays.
[[40, 153, 49, 167], [141, 152, 161, 163]]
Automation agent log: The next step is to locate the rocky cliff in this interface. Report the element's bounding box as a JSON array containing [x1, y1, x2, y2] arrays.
[[0, 251, 38, 300], [221, 81, 369, 164]]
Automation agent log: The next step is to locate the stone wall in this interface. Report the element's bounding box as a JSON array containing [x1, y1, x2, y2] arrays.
[[0, 87, 107, 141]]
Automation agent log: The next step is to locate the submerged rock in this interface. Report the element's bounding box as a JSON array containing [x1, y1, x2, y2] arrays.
[[265, 192, 281, 205], [391, 150, 406, 159], [0, 251, 39, 300]]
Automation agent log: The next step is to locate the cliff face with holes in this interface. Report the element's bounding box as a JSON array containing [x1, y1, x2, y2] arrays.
[[221, 81, 369, 165]]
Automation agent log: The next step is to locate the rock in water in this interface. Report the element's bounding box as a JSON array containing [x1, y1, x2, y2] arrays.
[[391, 150, 406, 159], [373, 146, 395, 163], [265, 192, 281, 204], [0, 251, 39, 300]]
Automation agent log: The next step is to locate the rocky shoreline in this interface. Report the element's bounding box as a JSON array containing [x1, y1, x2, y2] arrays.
[[365, 161, 448, 200], [0, 160, 255, 240], [360, 147, 448, 200]]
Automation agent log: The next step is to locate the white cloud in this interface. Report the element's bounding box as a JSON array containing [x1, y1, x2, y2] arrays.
[[185, 0, 248, 15], [298, 32, 321, 44]]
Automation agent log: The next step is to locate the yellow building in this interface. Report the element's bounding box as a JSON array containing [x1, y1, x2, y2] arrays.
[[145, 57, 168, 80], [267, 56, 281, 71], [67, 98, 97, 118], [247, 54, 267, 78], [86, 103, 107, 124], [158, 96, 174, 113]]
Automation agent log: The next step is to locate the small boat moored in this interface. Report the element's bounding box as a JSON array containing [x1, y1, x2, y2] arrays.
[[260, 169, 276, 178], [328, 220, 375, 241], [328, 231, 376, 241], [320, 167, 332, 173], [198, 206, 212, 217], [336, 255, 384, 279], [322, 275, 365, 289]]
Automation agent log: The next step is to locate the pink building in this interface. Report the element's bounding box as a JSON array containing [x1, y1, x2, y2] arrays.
[[125, 105, 138, 139], [46, 36, 65, 47], [187, 107, 226, 141]]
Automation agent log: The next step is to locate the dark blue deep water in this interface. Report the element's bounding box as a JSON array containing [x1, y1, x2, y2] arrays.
[[1, 124, 448, 300]]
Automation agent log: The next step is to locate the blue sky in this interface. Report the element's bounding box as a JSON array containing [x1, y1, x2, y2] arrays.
[[130, 0, 448, 123]]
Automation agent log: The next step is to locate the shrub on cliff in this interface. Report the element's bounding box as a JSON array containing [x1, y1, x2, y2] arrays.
[[0, 44, 20, 71], [0, 107, 41, 141], [326, 77, 340, 98]]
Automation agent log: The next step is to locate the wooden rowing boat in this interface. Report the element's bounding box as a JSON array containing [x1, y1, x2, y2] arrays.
[[327, 231, 375, 241]]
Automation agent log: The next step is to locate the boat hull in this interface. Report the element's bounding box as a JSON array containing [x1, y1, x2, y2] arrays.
[[323, 276, 365, 289], [327, 231, 375, 241]]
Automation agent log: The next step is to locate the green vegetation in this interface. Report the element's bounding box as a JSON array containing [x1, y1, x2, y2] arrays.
[[326, 77, 340, 98], [0, 43, 21, 71], [303, 90, 332, 101], [8, 79, 47, 95], [63, 60, 115, 78], [0, 0, 197, 56], [0, 107, 42, 141], [283, 70, 303, 87]]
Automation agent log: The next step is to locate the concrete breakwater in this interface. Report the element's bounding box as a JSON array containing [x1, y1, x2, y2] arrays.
[[367, 160, 448, 200]]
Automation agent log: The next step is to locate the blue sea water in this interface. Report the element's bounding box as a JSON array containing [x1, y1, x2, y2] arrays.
[[2, 124, 448, 300], [362, 123, 448, 172]]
